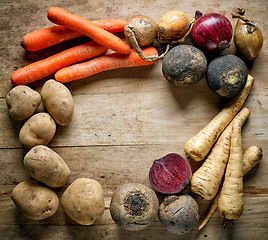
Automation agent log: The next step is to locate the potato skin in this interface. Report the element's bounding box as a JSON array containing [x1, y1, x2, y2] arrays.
[[24, 145, 70, 188], [41, 79, 74, 126], [61, 178, 105, 225], [19, 112, 56, 149], [159, 194, 199, 235], [6, 85, 41, 121], [11, 180, 59, 220]]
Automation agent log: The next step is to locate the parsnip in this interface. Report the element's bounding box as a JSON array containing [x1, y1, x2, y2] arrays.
[[218, 118, 244, 220], [190, 108, 250, 200], [184, 74, 254, 161], [198, 146, 263, 230]]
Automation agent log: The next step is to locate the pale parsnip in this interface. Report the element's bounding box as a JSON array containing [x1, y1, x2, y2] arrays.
[[190, 108, 250, 200], [198, 145, 263, 230], [184, 74, 254, 161]]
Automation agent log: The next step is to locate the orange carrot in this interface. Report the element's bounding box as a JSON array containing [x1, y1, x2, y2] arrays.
[[22, 19, 127, 52], [55, 47, 158, 83], [11, 41, 108, 86], [47, 7, 131, 54]]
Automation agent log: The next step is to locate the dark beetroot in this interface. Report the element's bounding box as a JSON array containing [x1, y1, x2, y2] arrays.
[[149, 153, 191, 194], [191, 12, 233, 52]]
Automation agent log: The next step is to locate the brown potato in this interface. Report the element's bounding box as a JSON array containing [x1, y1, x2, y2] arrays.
[[61, 178, 105, 225], [24, 145, 70, 188], [11, 180, 59, 220], [6, 85, 41, 120], [19, 112, 56, 149], [41, 79, 74, 126]]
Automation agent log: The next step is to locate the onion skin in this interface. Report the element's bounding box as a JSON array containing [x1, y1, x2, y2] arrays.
[[157, 11, 191, 43], [234, 19, 263, 60], [191, 13, 232, 52], [124, 15, 157, 47]]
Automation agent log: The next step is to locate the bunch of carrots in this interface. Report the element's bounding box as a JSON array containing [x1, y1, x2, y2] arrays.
[[184, 75, 263, 229], [11, 6, 159, 86]]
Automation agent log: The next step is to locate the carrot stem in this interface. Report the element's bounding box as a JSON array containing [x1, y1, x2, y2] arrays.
[[47, 7, 131, 54], [22, 19, 127, 52], [55, 47, 158, 83]]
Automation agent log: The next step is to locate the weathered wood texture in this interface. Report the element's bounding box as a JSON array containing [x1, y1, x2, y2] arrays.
[[0, 0, 267, 239]]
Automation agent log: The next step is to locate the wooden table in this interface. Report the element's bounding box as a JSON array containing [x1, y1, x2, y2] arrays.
[[1, 1, 267, 239]]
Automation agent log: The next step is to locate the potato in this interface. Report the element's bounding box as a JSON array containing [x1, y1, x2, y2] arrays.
[[19, 112, 56, 149], [6, 85, 41, 120], [61, 178, 105, 225], [24, 145, 70, 188], [41, 79, 74, 126], [11, 180, 59, 220]]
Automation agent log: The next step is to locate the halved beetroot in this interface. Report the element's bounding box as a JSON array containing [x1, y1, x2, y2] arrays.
[[149, 153, 191, 194]]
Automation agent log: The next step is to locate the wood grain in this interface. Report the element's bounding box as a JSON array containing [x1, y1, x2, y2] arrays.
[[0, 0, 267, 239]]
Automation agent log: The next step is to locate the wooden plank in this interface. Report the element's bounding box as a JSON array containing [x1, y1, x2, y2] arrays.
[[0, 0, 267, 239], [1, 80, 267, 148]]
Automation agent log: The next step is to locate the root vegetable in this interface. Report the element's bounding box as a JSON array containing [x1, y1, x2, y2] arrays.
[[217, 116, 245, 221], [149, 153, 191, 194], [157, 11, 194, 44], [22, 19, 127, 52], [242, 146, 263, 174], [11, 180, 59, 220], [232, 8, 263, 60], [190, 108, 250, 200], [206, 54, 248, 98], [19, 112, 56, 149], [41, 79, 74, 126], [55, 47, 158, 83], [162, 45, 207, 86], [159, 194, 199, 235], [47, 7, 131, 54], [124, 15, 159, 61], [11, 41, 108, 86], [24, 145, 70, 188], [6, 85, 41, 120], [110, 183, 159, 231], [198, 145, 263, 230], [191, 12, 233, 52], [61, 178, 105, 225], [184, 74, 254, 161]]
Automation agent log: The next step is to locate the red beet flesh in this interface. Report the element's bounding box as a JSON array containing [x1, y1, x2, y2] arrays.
[[149, 153, 191, 194]]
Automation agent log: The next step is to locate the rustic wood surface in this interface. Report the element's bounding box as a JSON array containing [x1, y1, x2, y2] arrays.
[[0, 0, 267, 239]]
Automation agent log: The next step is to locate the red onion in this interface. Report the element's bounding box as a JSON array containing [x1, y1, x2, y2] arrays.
[[191, 11, 233, 52]]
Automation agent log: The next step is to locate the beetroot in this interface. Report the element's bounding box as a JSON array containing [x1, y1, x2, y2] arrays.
[[149, 153, 191, 194]]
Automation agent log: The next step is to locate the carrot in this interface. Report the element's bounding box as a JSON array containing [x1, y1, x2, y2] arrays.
[[22, 19, 127, 52], [47, 7, 131, 54], [11, 41, 108, 86], [184, 74, 254, 161], [190, 107, 250, 200], [217, 117, 245, 222], [198, 145, 263, 230], [55, 47, 158, 83]]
